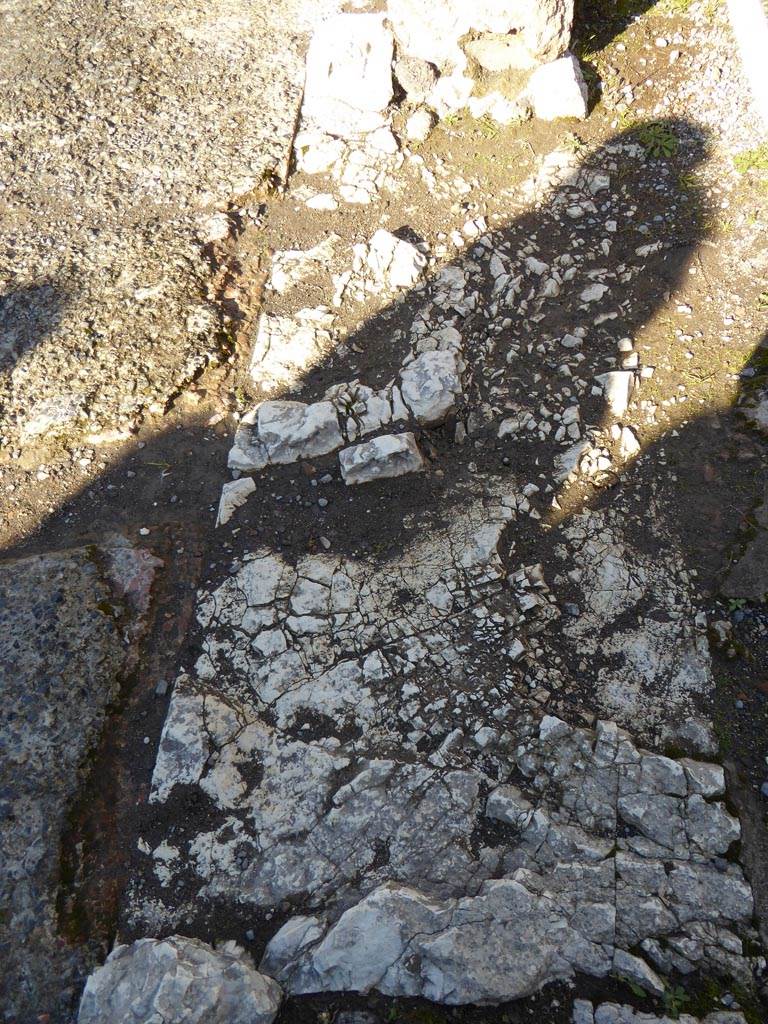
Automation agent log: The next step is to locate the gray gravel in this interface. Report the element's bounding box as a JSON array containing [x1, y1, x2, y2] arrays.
[[0, 0, 336, 445]]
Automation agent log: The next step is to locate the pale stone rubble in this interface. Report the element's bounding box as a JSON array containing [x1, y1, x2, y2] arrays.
[[226, 230, 464, 493], [574, 1004, 747, 1024], [291, 1, 587, 210], [257, 716, 753, 1002], [78, 936, 281, 1024], [128, 479, 761, 1003], [76, 5, 768, 1019]]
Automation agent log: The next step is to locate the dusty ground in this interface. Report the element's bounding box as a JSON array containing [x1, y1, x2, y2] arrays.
[[2, 0, 768, 1022]]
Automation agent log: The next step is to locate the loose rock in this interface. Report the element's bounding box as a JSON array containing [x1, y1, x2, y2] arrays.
[[339, 433, 425, 485], [78, 936, 282, 1024]]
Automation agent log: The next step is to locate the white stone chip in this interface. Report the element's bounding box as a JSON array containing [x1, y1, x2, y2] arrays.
[[595, 371, 634, 417], [216, 477, 256, 527], [618, 426, 641, 458], [339, 433, 425, 485], [527, 54, 588, 121]]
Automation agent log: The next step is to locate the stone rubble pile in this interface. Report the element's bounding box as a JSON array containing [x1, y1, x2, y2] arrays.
[[294, 3, 587, 206], [227, 340, 462, 480], [133, 470, 761, 999], [225, 225, 465, 499], [573, 1003, 747, 1024]]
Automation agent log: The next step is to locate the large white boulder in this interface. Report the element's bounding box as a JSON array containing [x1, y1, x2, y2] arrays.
[[503, 0, 576, 64], [400, 351, 462, 426], [387, 0, 573, 71], [387, 0, 467, 68], [78, 936, 282, 1024], [339, 432, 425, 485], [303, 14, 394, 137], [526, 54, 588, 121]]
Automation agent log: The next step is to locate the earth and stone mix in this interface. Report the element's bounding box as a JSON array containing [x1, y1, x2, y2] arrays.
[[2, 1, 768, 1023]]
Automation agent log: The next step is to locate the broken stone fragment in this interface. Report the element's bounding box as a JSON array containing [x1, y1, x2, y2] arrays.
[[467, 91, 531, 126], [393, 54, 438, 103], [216, 476, 256, 527], [485, 783, 534, 828], [405, 107, 436, 142], [400, 350, 462, 425], [228, 400, 344, 472], [595, 371, 634, 417], [339, 432, 424, 485], [260, 877, 611, 1002], [365, 228, 427, 290], [78, 936, 282, 1024], [249, 309, 333, 394], [302, 14, 394, 138], [465, 33, 538, 72], [527, 54, 588, 121], [267, 236, 338, 294], [612, 949, 664, 996], [618, 425, 641, 458]]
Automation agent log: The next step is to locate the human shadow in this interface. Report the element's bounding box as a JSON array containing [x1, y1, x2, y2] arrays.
[[573, 0, 660, 54], [3, 117, 768, 1019]]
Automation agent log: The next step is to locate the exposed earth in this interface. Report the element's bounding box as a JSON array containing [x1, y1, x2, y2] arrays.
[[2, 1, 768, 1024]]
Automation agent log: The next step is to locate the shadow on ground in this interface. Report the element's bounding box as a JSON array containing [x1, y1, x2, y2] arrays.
[[2, 118, 768, 1022]]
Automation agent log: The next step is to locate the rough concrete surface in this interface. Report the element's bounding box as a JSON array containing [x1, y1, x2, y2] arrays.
[[0, 539, 160, 1021], [0, 0, 336, 444]]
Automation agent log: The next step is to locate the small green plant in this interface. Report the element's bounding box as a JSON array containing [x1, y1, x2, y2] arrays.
[[619, 975, 647, 999], [734, 143, 768, 174], [562, 132, 586, 154], [757, 290, 768, 311], [474, 114, 500, 139], [677, 171, 701, 191], [662, 984, 691, 1020], [727, 598, 747, 612], [634, 120, 679, 158]]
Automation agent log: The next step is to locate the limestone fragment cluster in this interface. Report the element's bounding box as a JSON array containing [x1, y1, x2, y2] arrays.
[[295, 1, 587, 194]]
